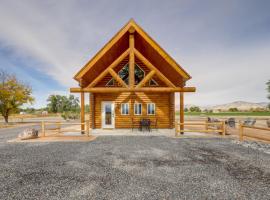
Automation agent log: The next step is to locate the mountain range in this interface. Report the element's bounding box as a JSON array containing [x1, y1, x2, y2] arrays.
[[181, 101, 269, 111]]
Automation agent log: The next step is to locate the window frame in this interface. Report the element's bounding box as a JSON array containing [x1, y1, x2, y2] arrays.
[[121, 103, 129, 115], [149, 78, 159, 86], [147, 103, 156, 115], [105, 78, 115, 86], [134, 64, 145, 85], [134, 103, 142, 115]]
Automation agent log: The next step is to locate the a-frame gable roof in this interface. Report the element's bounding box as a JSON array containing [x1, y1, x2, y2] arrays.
[[74, 19, 191, 84]]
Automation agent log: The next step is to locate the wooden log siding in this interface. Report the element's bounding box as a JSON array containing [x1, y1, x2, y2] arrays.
[[93, 92, 173, 129]]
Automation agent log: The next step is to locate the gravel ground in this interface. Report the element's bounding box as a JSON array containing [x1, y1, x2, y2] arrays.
[[233, 140, 270, 155], [0, 128, 270, 199]]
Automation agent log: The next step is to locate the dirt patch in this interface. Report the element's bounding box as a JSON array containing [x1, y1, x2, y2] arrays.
[[7, 135, 96, 143]]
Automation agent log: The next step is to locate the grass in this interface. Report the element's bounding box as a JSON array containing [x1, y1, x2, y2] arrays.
[[176, 111, 270, 116]]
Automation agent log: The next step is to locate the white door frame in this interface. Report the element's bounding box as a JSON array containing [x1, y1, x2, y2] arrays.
[[101, 101, 115, 129]]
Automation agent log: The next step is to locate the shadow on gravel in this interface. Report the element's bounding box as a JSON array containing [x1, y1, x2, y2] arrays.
[[189, 146, 270, 185]]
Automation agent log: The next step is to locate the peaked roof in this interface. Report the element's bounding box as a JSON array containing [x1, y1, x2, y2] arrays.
[[74, 19, 191, 82]]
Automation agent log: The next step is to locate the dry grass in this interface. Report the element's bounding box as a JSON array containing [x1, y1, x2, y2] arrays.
[[8, 135, 96, 143]]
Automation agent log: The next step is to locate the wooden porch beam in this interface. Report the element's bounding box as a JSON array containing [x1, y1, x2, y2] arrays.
[[134, 48, 176, 88], [129, 27, 135, 88], [86, 48, 130, 88], [70, 87, 196, 93], [108, 68, 128, 87], [136, 70, 155, 88]]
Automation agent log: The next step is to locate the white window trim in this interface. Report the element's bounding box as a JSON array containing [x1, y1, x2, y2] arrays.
[[147, 103, 156, 115], [134, 103, 142, 115], [121, 103, 129, 115]]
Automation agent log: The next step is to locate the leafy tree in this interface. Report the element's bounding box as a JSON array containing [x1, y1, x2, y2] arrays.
[[0, 70, 34, 123], [228, 107, 238, 112], [189, 106, 201, 112], [47, 95, 80, 113], [184, 108, 189, 112]]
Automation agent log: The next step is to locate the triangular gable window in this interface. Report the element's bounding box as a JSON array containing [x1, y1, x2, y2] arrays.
[[149, 79, 158, 86], [106, 63, 145, 86], [135, 64, 145, 84], [105, 78, 115, 86], [118, 63, 129, 84]]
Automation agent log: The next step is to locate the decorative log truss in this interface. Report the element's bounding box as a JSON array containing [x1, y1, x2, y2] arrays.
[[70, 27, 196, 94]]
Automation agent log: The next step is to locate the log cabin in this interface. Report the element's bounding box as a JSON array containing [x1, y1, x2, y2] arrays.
[[70, 19, 196, 131]]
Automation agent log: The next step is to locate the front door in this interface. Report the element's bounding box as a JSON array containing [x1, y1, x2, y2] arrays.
[[101, 101, 115, 129]]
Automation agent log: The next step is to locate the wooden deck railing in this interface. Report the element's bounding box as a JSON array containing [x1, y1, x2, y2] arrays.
[[40, 120, 90, 137], [175, 121, 226, 137], [239, 124, 270, 142]]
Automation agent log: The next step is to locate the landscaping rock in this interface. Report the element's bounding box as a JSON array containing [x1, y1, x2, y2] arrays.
[[18, 128, 38, 140]]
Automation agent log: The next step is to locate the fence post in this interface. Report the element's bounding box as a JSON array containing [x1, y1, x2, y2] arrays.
[[239, 123, 244, 141], [222, 121, 226, 136], [41, 121, 45, 137], [86, 120, 90, 137]]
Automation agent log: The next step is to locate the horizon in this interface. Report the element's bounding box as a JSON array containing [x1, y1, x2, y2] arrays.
[[0, 0, 270, 108]]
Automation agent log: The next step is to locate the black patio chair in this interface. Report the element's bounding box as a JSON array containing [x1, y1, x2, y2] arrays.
[[226, 118, 236, 128], [140, 119, 151, 132], [243, 118, 256, 126]]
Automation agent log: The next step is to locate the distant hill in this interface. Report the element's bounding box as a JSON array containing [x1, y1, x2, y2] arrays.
[[211, 101, 268, 111], [177, 101, 269, 111]]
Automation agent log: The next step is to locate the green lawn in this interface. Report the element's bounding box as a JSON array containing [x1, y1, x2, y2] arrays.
[[176, 111, 270, 116]]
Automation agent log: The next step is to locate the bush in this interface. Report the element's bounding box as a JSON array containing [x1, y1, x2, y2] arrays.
[[228, 108, 238, 112], [189, 106, 201, 112], [61, 112, 80, 120]]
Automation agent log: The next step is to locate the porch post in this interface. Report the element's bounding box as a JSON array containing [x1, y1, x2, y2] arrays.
[[180, 92, 184, 134], [89, 93, 91, 128], [80, 92, 85, 133], [89, 93, 95, 129]]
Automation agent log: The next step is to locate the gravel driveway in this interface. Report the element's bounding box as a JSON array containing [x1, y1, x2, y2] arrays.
[[0, 127, 270, 199]]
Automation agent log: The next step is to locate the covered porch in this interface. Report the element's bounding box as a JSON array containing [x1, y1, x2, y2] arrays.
[[72, 90, 194, 133]]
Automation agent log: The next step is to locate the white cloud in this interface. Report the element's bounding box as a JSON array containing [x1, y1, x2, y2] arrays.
[[0, 0, 269, 107]]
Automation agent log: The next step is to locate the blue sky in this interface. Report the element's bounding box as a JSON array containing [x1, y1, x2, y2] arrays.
[[0, 0, 270, 108]]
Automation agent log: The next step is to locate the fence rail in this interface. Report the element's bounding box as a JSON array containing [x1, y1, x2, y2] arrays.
[[40, 121, 90, 137], [239, 124, 270, 142], [175, 121, 226, 136]]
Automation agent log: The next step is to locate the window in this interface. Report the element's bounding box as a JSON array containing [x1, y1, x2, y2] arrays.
[[134, 64, 145, 84], [121, 103, 129, 115], [106, 78, 114, 86], [134, 103, 142, 115], [147, 103, 155, 115], [105, 63, 146, 86], [149, 79, 158, 86], [118, 64, 129, 85]]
